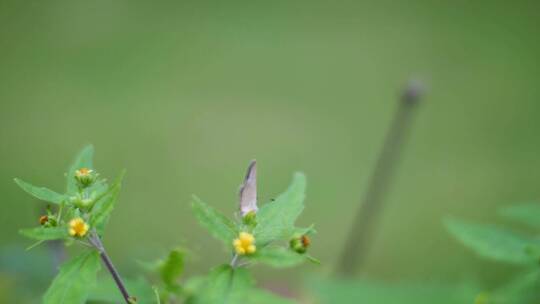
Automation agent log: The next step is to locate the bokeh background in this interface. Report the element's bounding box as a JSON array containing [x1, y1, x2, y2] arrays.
[[1, 0, 540, 302]]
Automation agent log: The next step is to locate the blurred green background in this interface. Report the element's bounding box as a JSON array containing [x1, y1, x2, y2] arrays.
[[1, 0, 540, 302]]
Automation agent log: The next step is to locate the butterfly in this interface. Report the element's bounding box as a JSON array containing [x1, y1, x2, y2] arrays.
[[239, 160, 257, 216]]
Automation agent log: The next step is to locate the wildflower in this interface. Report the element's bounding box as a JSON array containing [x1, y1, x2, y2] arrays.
[[301, 235, 311, 248], [290, 234, 310, 254], [68, 217, 89, 237], [233, 232, 256, 255], [39, 215, 48, 225], [74, 167, 96, 187]]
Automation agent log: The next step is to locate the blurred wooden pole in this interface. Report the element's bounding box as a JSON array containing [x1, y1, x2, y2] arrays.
[[336, 81, 424, 276]]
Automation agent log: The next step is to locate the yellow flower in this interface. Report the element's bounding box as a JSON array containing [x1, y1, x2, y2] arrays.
[[68, 217, 89, 237], [75, 167, 93, 178], [233, 232, 256, 255], [74, 167, 96, 187]]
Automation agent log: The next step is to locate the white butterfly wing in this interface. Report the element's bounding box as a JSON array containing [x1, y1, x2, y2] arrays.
[[239, 160, 257, 216]]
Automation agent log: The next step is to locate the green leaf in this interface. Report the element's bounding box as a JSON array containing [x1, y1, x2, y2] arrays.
[[192, 265, 252, 304], [20, 226, 68, 241], [254, 173, 306, 245], [444, 218, 536, 264], [489, 270, 540, 304], [499, 203, 540, 228], [44, 250, 101, 304], [160, 248, 184, 290], [252, 247, 307, 268], [67, 145, 94, 195], [191, 196, 238, 244], [187, 266, 294, 304], [14, 178, 65, 205], [89, 171, 125, 234]]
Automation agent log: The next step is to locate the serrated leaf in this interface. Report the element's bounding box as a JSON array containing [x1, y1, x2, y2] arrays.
[[499, 203, 540, 228], [67, 145, 94, 195], [160, 249, 184, 290], [14, 178, 65, 205], [89, 171, 124, 234], [252, 246, 306, 268], [192, 265, 252, 304], [254, 173, 306, 245], [44, 250, 101, 304], [191, 196, 238, 244], [445, 218, 536, 264], [20, 226, 68, 241], [187, 266, 293, 304]]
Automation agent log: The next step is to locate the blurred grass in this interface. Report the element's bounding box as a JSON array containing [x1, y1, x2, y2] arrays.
[[1, 0, 540, 299]]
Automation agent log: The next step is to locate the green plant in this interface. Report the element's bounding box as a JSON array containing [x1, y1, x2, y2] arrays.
[[16, 145, 134, 303], [16, 148, 318, 304], [445, 203, 540, 304], [164, 160, 318, 303]]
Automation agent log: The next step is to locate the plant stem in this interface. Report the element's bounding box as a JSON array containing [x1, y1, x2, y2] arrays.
[[230, 254, 239, 268], [336, 81, 424, 276], [89, 231, 132, 303]]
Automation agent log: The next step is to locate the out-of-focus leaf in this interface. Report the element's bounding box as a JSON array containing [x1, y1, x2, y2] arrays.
[[294, 225, 316, 236], [252, 247, 306, 268], [445, 218, 536, 265], [310, 278, 479, 304], [14, 178, 65, 205], [487, 270, 540, 304], [20, 226, 68, 241], [89, 171, 125, 234], [191, 196, 238, 244], [88, 276, 155, 304], [159, 249, 184, 290], [44, 250, 101, 304], [67, 145, 94, 195], [186, 266, 293, 304], [254, 173, 306, 245], [499, 203, 540, 228], [190, 265, 252, 304]]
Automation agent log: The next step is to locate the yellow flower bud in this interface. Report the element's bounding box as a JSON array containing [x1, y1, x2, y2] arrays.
[[74, 167, 96, 187], [68, 217, 89, 237], [232, 232, 256, 255]]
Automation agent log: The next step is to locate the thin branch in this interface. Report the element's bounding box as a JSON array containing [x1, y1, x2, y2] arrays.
[[230, 253, 239, 268], [336, 80, 424, 276], [89, 230, 133, 303]]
